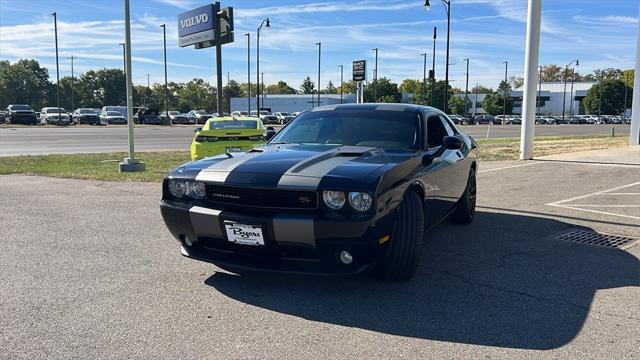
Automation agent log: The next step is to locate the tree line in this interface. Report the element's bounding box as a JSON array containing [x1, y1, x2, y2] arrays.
[[0, 59, 633, 115]]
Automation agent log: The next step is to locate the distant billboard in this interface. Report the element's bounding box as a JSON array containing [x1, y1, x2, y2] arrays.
[[352, 60, 366, 82]]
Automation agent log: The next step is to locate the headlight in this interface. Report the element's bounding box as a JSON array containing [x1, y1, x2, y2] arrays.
[[188, 181, 206, 199], [168, 180, 187, 198], [348, 192, 372, 212], [322, 190, 345, 210]]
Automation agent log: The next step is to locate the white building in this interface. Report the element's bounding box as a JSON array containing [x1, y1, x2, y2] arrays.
[[511, 81, 596, 115]]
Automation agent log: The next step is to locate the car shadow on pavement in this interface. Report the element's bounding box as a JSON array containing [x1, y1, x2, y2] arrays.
[[204, 211, 639, 350]]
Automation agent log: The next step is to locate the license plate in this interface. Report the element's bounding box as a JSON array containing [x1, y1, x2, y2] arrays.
[[224, 221, 265, 246]]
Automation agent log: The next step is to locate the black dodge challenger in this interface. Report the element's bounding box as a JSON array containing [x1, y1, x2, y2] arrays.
[[160, 104, 478, 281]]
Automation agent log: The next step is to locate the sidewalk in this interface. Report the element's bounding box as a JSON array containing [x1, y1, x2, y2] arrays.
[[537, 145, 640, 166]]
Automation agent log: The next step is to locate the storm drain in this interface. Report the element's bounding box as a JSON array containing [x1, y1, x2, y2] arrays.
[[552, 229, 638, 250]]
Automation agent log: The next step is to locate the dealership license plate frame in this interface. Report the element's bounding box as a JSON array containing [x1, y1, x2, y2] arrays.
[[224, 221, 265, 246]]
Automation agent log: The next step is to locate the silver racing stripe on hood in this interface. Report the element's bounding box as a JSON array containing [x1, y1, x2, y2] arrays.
[[277, 146, 375, 189], [195, 152, 261, 183]]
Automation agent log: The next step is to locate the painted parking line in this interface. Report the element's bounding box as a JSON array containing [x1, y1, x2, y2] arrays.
[[478, 162, 541, 174], [547, 181, 640, 220]]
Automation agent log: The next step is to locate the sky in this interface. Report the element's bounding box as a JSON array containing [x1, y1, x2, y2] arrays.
[[0, 0, 638, 91]]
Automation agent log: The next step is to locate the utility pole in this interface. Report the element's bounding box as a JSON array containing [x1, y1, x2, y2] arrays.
[[52, 12, 61, 122], [145, 73, 150, 107], [256, 18, 270, 112], [598, 72, 603, 117], [214, 1, 223, 117], [431, 26, 436, 107], [421, 53, 427, 103], [316, 43, 322, 107], [70, 55, 75, 111], [502, 61, 508, 124], [372, 47, 378, 102], [160, 24, 168, 122], [569, 68, 575, 117], [226, 71, 230, 114], [537, 65, 542, 115], [338, 65, 343, 104], [464, 58, 469, 118], [245, 32, 251, 114], [623, 72, 629, 119], [261, 72, 264, 109], [474, 82, 479, 117]]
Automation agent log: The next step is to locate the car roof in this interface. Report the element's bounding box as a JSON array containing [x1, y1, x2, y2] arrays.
[[310, 103, 439, 114]]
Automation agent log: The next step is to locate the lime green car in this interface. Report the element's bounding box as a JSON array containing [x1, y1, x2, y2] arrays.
[[190, 117, 267, 160]]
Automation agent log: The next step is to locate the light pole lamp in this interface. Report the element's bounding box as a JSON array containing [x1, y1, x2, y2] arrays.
[[561, 59, 578, 123], [424, 0, 450, 111], [256, 18, 270, 112]]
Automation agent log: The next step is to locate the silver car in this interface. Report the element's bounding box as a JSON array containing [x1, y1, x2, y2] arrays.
[[40, 107, 71, 125]]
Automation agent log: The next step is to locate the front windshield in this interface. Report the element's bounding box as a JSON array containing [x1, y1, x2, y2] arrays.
[[209, 120, 258, 130], [271, 110, 420, 150], [169, 111, 180, 115], [11, 105, 31, 110], [79, 109, 95, 114], [195, 110, 207, 114], [279, 112, 290, 116], [46, 108, 66, 113], [106, 111, 121, 116]]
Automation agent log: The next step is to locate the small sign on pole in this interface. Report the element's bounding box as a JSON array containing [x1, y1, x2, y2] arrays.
[[352, 60, 366, 82]]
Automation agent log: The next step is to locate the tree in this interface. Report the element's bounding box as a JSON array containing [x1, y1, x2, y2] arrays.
[[583, 79, 631, 115], [508, 75, 524, 89], [593, 68, 624, 82], [448, 96, 471, 115], [497, 80, 512, 94], [337, 81, 356, 94], [482, 92, 513, 116], [540, 64, 564, 82], [470, 85, 493, 94], [265, 80, 296, 94], [377, 95, 396, 103], [300, 76, 315, 94], [399, 79, 422, 95], [239, 82, 260, 98], [623, 69, 635, 88], [363, 77, 399, 103], [409, 80, 454, 112], [324, 80, 336, 94], [176, 78, 215, 113], [223, 80, 243, 112], [0, 59, 50, 109]]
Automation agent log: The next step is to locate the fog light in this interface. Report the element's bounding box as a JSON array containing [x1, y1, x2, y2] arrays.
[[338, 251, 353, 264]]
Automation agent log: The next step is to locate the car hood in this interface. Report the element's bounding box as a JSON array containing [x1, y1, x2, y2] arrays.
[[171, 143, 415, 192]]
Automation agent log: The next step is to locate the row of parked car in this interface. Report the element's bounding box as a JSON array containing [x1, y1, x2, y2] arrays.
[[446, 113, 632, 126]]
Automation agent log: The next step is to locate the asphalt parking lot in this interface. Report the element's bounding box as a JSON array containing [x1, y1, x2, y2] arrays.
[[1, 148, 638, 359], [0, 124, 631, 156]]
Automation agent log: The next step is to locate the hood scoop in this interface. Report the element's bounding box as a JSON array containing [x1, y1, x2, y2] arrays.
[[289, 146, 376, 174]]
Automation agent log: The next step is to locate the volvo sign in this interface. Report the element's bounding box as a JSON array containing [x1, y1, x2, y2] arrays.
[[178, 5, 215, 47]]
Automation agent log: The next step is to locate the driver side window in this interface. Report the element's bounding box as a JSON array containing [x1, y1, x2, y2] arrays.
[[426, 114, 449, 149]]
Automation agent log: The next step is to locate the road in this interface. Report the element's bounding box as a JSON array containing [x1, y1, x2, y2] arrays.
[[0, 124, 631, 156], [1, 152, 638, 359]]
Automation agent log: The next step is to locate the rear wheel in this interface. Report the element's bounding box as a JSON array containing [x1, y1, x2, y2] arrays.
[[373, 191, 424, 281], [451, 167, 476, 224]]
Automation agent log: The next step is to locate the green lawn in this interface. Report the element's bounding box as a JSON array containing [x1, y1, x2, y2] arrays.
[[0, 135, 630, 182]]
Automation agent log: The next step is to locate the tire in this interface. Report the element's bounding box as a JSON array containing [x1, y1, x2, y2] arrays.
[[451, 167, 477, 224], [374, 191, 424, 281]]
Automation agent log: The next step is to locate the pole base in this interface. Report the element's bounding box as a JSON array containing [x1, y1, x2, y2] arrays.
[[119, 157, 145, 172]]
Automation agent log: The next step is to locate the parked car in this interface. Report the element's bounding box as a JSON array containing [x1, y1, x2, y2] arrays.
[[190, 117, 267, 160], [508, 115, 522, 125], [0, 110, 6, 123], [472, 114, 498, 125], [101, 106, 127, 118], [40, 107, 71, 125], [447, 114, 464, 125], [101, 111, 127, 124], [160, 103, 479, 281], [187, 110, 210, 124], [538, 116, 556, 125], [160, 111, 187, 124], [274, 112, 295, 124], [5, 104, 38, 125], [72, 108, 105, 125], [136, 108, 168, 125], [259, 111, 279, 124], [230, 111, 250, 117]]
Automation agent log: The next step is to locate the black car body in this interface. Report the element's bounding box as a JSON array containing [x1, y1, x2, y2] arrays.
[[472, 114, 499, 125], [162, 111, 189, 124], [72, 108, 102, 125], [160, 104, 478, 280], [5, 104, 37, 125], [188, 110, 211, 124]]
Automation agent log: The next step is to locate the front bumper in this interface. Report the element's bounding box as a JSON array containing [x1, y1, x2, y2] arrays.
[[160, 200, 394, 275]]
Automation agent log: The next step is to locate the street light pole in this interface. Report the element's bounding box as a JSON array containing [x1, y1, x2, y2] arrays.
[[598, 72, 603, 117], [431, 26, 437, 107], [623, 72, 629, 118], [261, 72, 265, 108], [51, 12, 61, 122], [372, 47, 378, 102], [502, 61, 508, 124], [569, 68, 576, 117], [316, 42, 321, 107], [245, 32, 250, 114], [421, 53, 427, 103], [537, 65, 542, 115], [256, 18, 270, 112], [425, 1, 451, 111], [70, 55, 75, 112], [561, 59, 578, 123], [464, 58, 469, 117], [338, 65, 343, 104], [160, 24, 168, 122]]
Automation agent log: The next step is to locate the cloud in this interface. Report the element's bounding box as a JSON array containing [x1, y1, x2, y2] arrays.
[[573, 15, 638, 26], [153, 0, 195, 10], [236, 0, 421, 19]]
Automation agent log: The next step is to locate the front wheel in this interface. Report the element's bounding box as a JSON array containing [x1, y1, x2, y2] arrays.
[[451, 167, 476, 224], [373, 191, 424, 281]]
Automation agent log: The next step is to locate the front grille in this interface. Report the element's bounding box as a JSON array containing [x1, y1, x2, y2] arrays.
[[206, 185, 318, 209]]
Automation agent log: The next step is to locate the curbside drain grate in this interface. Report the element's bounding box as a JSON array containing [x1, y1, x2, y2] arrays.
[[552, 229, 638, 250]]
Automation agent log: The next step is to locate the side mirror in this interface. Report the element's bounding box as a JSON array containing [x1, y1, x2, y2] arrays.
[[264, 129, 276, 141], [443, 135, 463, 150], [194, 127, 202, 133]]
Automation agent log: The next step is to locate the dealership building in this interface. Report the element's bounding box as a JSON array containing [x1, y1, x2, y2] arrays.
[[230, 82, 597, 115]]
